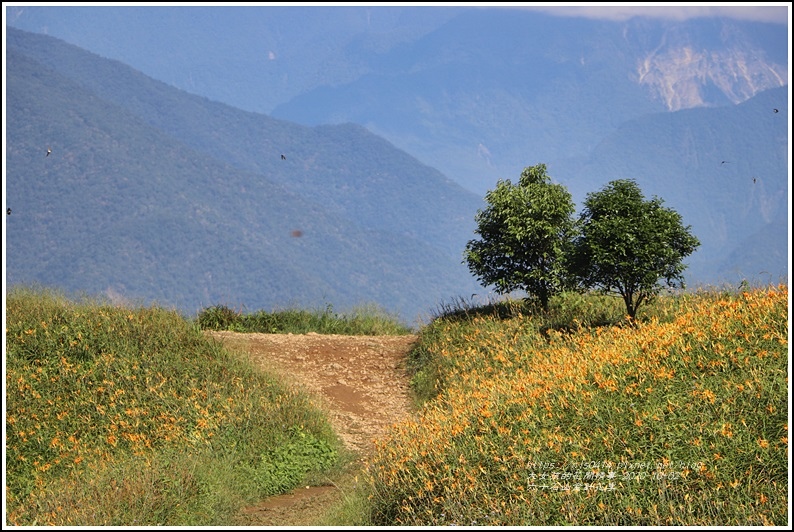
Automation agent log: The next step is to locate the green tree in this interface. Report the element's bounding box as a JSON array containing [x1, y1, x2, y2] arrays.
[[464, 164, 576, 311], [571, 179, 700, 320]]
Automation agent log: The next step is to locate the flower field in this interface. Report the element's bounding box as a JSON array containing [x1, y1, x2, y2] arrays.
[[363, 286, 789, 525], [5, 287, 341, 526]]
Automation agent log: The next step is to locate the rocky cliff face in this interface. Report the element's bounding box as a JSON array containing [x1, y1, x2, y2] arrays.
[[630, 20, 787, 111]]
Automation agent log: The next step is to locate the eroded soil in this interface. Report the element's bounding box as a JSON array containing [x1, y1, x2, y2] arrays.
[[205, 331, 419, 526]]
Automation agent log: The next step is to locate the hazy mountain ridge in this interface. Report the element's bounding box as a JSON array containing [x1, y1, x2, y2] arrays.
[[5, 47, 353, 307], [270, 10, 787, 194], [552, 85, 788, 286], [6, 27, 482, 256], [4, 13, 789, 319], [5, 5, 463, 114], [6, 29, 483, 321], [8, 8, 786, 195]]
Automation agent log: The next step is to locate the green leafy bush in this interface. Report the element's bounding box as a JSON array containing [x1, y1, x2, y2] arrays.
[[196, 304, 241, 330], [251, 427, 339, 496]]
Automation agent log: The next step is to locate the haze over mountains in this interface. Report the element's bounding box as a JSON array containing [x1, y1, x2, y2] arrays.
[[6, 27, 483, 323], [4, 6, 790, 321], [269, 9, 788, 195], [8, 6, 787, 192]]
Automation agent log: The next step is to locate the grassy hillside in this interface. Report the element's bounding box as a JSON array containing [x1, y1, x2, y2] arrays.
[[5, 285, 788, 525], [352, 286, 788, 525], [6, 287, 406, 526]]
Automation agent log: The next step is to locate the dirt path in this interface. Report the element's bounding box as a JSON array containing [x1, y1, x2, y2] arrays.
[[205, 331, 418, 525]]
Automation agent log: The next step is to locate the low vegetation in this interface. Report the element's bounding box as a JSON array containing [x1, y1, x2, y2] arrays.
[[5, 287, 349, 526], [196, 303, 413, 335], [6, 284, 788, 526], [356, 285, 788, 525]]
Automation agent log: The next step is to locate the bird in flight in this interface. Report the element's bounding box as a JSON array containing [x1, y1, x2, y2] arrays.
[[753, 177, 757, 184], [6, 208, 11, 215], [281, 154, 286, 160], [720, 160, 731, 165], [773, 108, 779, 113], [46, 147, 51, 157]]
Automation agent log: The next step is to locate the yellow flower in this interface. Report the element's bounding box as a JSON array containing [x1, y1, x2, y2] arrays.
[[701, 389, 716, 404]]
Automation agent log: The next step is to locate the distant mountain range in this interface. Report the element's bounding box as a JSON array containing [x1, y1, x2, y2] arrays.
[[5, 27, 483, 323], [5, 5, 462, 114], [551, 86, 788, 285], [4, 12, 790, 320], [8, 7, 787, 194], [268, 9, 787, 196]]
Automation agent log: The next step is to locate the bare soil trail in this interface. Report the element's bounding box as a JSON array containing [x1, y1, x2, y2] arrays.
[[205, 331, 419, 526]]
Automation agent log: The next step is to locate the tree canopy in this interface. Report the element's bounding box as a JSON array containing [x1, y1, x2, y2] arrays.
[[465, 169, 701, 321], [464, 164, 576, 310], [571, 179, 701, 319]]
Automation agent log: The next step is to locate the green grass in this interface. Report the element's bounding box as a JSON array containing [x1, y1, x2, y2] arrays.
[[196, 302, 413, 335], [4, 286, 347, 526], [353, 284, 789, 526], [6, 284, 789, 526]]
